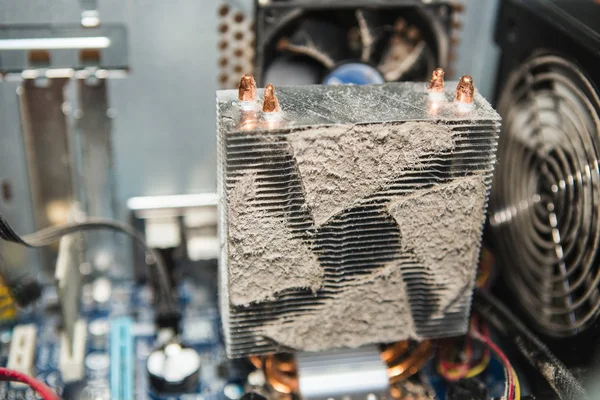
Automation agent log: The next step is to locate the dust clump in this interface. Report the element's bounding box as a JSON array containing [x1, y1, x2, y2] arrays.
[[388, 176, 487, 313], [288, 121, 455, 226], [264, 264, 417, 351], [227, 172, 323, 307]]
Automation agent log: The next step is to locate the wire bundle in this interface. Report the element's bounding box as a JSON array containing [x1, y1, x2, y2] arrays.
[[437, 248, 495, 382], [437, 247, 523, 399], [0, 213, 175, 313], [474, 288, 589, 400], [463, 243, 588, 399], [471, 315, 520, 400], [437, 314, 520, 400], [0, 212, 179, 399], [436, 333, 491, 382]]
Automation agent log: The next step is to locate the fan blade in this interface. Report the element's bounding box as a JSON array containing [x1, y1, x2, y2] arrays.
[[276, 19, 348, 70], [377, 29, 428, 81], [355, 9, 377, 63]]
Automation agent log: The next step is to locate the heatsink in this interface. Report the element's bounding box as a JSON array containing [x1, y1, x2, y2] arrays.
[[217, 81, 500, 358]]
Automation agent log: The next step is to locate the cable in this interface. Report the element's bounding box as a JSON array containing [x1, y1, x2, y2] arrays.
[[437, 339, 473, 381], [464, 350, 491, 379], [474, 288, 588, 400], [436, 320, 492, 381], [513, 367, 521, 400], [470, 317, 515, 400], [0, 213, 176, 315], [0, 367, 59, 400]]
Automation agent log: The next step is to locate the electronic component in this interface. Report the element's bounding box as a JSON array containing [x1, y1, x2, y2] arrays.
[[85, 352, 110, 375], [91, 277, 112, 307], [147, 341, 201, 394], [0, 277, 228, 399], [7, 324, 37, 387], [0, 275, 16, 321], [6, 274, 42, 308], [474, 290, 587, 400], [217, 77, 500, 357], [241, 392, 267, 400], [127, 193, 219, 263], [110, 316, 134, 400], [55, 234, 83, 351], [59, 319, 88, 383], [254, 1, 459, 86], [490, 0, 600, 368], [296, 346, 390, 399], [447, 378, 488, 400], [89, 318, 110, 348], [0, 210, 179, 330], [0, 237, 41, 308]]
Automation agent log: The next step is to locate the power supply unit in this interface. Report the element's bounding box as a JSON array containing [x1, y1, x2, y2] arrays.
[[217, 78, 500, 358], [490, 0, 600, 368]]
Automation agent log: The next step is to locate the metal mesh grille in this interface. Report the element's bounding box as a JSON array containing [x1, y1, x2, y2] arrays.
[[218, 82, 500, 357], [491, 55, 600, 336]]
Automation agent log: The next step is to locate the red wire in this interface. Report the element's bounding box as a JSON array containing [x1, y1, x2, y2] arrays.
[[438, 338, 474, 381], [470, 318, 515, 400], [0, 367, 59, 400]]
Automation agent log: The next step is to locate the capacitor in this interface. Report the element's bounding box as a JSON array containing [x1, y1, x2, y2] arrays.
[[85, 352, 110, 377], [224, 383, 244, 400], [147, 341, 201, 394], [91, 278, 112, 307], [88, 318, 110, 348]]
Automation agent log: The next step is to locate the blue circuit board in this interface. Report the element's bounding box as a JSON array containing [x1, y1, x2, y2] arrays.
[[0, 279, 238, 400], [0, 277, 520, 400]]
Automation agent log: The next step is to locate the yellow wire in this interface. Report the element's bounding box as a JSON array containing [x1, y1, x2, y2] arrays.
[[513, 367, 521, 400], [465, 352, 491, 378], [436, 362, 464, 381]]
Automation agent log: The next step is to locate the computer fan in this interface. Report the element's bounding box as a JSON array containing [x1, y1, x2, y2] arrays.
[[490, 0, 600, 366], [255, 1, 458, 86]]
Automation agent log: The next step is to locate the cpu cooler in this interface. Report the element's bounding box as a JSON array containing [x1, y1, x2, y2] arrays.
[[490, 0, 600, 367], [254, 1, 459, 86], [217, 80, 499, 358]]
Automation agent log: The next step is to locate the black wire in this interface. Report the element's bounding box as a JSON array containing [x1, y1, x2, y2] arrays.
[[0, 213, 175, 314], [473, 288, 588, 400]]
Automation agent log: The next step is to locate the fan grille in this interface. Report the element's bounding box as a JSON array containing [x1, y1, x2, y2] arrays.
[[491, 55, 600, 336]]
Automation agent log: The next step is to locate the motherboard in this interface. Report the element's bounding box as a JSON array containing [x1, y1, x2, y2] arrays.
[[0, 284, 512, 400], [0, 276, 241, 400]]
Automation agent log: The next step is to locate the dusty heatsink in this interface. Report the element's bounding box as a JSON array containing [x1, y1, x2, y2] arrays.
[[217, 81, 500, 358]]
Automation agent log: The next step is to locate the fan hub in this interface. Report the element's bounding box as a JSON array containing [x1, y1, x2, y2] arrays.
[[323, 63, 385, 85]]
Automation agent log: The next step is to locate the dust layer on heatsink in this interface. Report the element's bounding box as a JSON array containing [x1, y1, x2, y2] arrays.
[[217, 83, 500, 358]]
